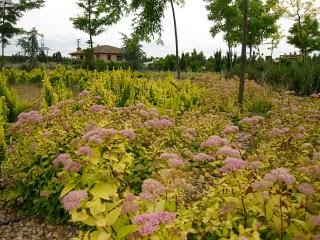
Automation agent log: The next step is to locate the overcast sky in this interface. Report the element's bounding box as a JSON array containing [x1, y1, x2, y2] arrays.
[[6, 0, 299, 58]]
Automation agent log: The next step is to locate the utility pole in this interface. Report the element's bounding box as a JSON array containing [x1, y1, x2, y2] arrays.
[[38, 33, 50, 56], [76, 39, 81, 49]]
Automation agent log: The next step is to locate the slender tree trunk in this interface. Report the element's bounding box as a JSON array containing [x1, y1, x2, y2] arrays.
[[297, 14, 305, 62], [228, 44, 232, 71], [270, 40, 274, 61], [1, 0, 5, 60], [238, 0, 248, 111], [88, 0, 95, 70], [1, 34, 4, 58], [249, 45, 252, 62], [170, 0, 181, 80]]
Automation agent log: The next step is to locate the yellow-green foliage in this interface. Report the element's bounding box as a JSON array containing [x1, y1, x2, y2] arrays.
[[41, 76, 58, 110], [88, 70, 202, 112], [0, 98, 6, 161], [2, 69, 320, 239], [0, 74, 18, 122]]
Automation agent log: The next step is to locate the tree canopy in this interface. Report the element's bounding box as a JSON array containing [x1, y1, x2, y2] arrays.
[[71, 0, 127, 68], [121, 33, 146, 70], [288, 14, 320, 55], [0, 0, 44, 57]]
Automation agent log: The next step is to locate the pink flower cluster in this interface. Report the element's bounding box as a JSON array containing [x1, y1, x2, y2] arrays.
[[247, 161, 264, 170], [140, 179, 164, 201], [251, 180, 273, 192], [133, 212, 176, 236], [160, 153, 184, 167], [76, 146, 93, 157], [312, 234, 320, 240], [299, 165, 320, 179], [200, 136, 229, 149], [269, 127, 290, 137], [310, 93, 320, 98], [217, 146, 240, 158], [313, 152, 320, 161], [44, 106, 61, 120], [12, 111, 42, 130], [61, 190, 88, 212], [148, 108, 159, 117], [264, 168, 295, 185], [298, 183, 314, 196], [89, 104, 104, 113], [144, 118, 173, 130], [310, 215, 320, 226], [219, 202, 236, 215], [78, 90, 90, 97], [219, 158, 246, 173], [239, 116, 264, 125], [181, 128, 196, 141], [193, 153, 214, 162], [222, 125, 239, 135], [122, 194, 139, 214], [82, 128, 117, 144], [53, 154, 81, 172], [119, 129, 136, 140]]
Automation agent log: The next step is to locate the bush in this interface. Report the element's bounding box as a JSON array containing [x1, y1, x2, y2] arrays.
[[231, 61, 320, 96], [0, 99, 6, 162], [0, 74, 19, 122]]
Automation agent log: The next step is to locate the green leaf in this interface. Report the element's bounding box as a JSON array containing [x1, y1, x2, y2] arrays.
[[117, 225, 138, 239], [90, 182, 118, 200], [98, 231, 110, 240], [71, 210, 96, 226], [94, 214, 107, 227], [86, 198, 106, 216], [60, 181, 76, 198], [154, 199, 166, 212], [105, 200, 123, 213], [105, 207, 122, 226]]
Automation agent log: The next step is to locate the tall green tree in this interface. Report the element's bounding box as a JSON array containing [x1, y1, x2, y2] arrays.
[[71, 0, 126, 69], [206, 0, 240, 70], [288, 14, 320, 56], [206, 0, 283, 62], [241, 0, 283, 59], [16, 27, 39, 66], [0, 0, 44, 59], [121, 33, 146, 70], [130, 0, 184, 79], [267, 31, 283, 59], [283, 0, 319, 58]]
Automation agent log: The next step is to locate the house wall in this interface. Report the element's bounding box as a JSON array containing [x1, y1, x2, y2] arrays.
[[95, 54, 123, 62], [71, 53, 123, 62]]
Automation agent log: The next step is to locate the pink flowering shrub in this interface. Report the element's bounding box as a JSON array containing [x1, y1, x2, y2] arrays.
[[2, 70, 320, 239], [53, 154, 81, 172], [200, 135, 229, 148], [133, 212, 176, 236], [61, 190, 87, 212], [145, 118, 173, 130], [11, 111, 42, 132], [219, 157, 246, 173]]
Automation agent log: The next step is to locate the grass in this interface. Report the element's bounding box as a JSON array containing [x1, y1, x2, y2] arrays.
[[10, 83, 42, 111]]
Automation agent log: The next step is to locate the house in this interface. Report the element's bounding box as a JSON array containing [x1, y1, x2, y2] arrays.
[[279, 52, 303, 62], [69, 44, 124, 62]]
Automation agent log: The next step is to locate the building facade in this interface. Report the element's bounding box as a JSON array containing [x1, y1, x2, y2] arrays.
[[70, 45, 124, 62]]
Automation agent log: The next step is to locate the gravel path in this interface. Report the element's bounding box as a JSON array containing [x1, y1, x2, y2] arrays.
[[0, 206, 79, 240]]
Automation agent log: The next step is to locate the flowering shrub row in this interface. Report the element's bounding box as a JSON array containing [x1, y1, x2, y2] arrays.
[[1, 71, 320, 239]]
